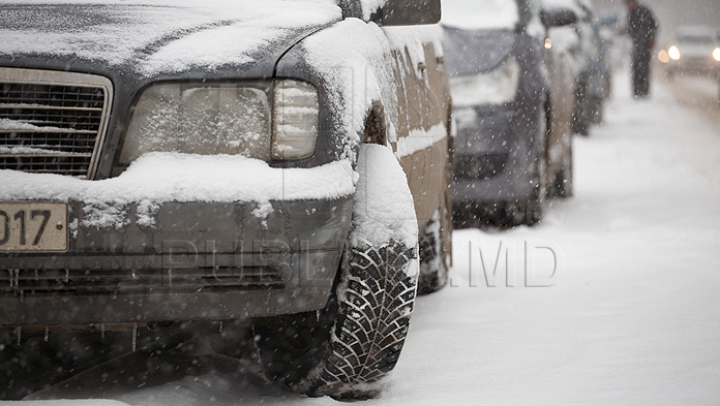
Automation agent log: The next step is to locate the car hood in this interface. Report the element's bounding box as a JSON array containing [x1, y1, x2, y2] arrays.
[[0, 0, 343, 78], [676, 43, 717, 58]]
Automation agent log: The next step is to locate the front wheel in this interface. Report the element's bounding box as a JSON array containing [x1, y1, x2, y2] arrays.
[[418, 201, 450, 294], [508, 104, 547, 226], [547, 138, 573, 198], [254, 145, 420, 399]]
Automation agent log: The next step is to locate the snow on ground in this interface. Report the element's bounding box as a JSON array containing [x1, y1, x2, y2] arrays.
[[5, 71, 720, 404], [388, 71, 720, 405]]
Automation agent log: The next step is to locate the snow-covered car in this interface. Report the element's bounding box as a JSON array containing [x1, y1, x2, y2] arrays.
[[596, 11, 621, 99], [568, 0, 608, 133], [660, 25, 720, 78], [443, 0, 576, 227], [0, 0, 452, 399], [537, 0, 579, 198]]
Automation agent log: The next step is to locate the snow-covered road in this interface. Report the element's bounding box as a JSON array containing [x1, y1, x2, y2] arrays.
[[389, 71, 720, 405], [7, 70, 720, 405]]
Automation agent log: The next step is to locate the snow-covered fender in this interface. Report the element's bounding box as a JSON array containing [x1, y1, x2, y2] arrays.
[[275, 17, 451, 228]]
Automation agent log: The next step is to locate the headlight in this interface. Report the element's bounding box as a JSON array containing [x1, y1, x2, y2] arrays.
[[668, 46, 681, 61], [119, 80, 320, 165], [120, 83, 271, 164], [449, 57, 521, 108], [272, 80, 319, 160], [713, 48, 720, 62], [657, 49, 670, 63]]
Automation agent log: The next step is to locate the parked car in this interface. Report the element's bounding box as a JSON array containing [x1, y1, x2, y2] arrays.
[[596, 10, 622, 99], [570, 0, 609, 133], [443, 0, 576, 227], [0, 0, 452, 399], [659, 25, 720, 78]]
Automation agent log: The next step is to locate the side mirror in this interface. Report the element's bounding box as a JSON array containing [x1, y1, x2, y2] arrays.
[[370, 0, 442, 26], [540, 8, 578, 28]]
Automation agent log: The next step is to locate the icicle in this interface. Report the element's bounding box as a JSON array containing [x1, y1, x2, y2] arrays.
[[19, 290, 24, 303], [15, 326, 21, 345], [100, 323, 105, 339], [64, 270, 69, 283], [44, 326, 49, 342], [219, 321, 223, 333], [131, 324, 137, 352]]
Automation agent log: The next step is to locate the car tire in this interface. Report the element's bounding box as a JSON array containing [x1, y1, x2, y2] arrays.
[[508, 103, 548, 226], [572, 75, 591, 136], [253, 145, 420, 400], [418, 199, 450, 294], [547, 138, 573, 198], [590, 96, 604, 125], [527, 105, 548, 225]]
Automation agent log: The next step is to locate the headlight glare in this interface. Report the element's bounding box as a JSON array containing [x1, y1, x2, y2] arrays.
[[668, 46, 681, 61], [272, 80, 319, 160], [713, 48, 720, 62]]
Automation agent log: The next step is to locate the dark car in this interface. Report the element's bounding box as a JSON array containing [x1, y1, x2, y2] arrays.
[[443, 0, 576, 227], [0, 0, 452, 399], [567, 0, 609, 135]]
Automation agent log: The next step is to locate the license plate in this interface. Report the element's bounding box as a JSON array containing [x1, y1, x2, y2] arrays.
[[0, 202, 68, 252]]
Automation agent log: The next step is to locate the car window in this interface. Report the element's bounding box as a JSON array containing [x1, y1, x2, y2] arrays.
[[443, 26, 516, 75], [442, 0, 519, 30]]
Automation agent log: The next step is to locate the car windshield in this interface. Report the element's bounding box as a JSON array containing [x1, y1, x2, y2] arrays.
[[443, 26, 516, 75], [442, 0, 519, 30]]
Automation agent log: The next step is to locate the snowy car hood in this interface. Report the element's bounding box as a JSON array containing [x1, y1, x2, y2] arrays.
[[0, 0, 343, 77]]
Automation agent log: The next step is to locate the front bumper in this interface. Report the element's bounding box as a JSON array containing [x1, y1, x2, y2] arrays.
[[0, 197, 353, 326], [665, 58, 720, 75], [451, 102, 540, 204]]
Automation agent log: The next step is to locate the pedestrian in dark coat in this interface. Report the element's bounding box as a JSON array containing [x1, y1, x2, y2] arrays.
[[625, 0, 658, 97]]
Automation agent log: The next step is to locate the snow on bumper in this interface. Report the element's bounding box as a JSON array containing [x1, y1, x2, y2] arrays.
[[0, 153, 356, 325]]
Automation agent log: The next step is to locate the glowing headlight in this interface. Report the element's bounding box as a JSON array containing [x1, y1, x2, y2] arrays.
[[120, 83, 271, 164], [668, 46, 681, 61], [658, 49, 670, 63], [713, 48, 720, 62], [272, 80, 319, 160], [449, 57, 521, 108]]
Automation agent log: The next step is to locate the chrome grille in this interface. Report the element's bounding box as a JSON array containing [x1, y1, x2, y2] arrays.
[[0, 68, 113, 179]]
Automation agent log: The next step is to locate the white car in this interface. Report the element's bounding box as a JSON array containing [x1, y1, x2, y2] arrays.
[[660, 26, 720, 77]]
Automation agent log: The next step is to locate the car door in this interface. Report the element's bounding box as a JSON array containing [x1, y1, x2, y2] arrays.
[[384, 26, 451, 228]]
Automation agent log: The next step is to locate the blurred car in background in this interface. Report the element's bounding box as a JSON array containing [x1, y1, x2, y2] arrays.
[[545, 0, 607, 135], [443, 0, 577, 227], [538, 0, 580, 197], [571, 0, 609, 131], [659, 25, 720, 78], [595, 10, 622, 99]]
